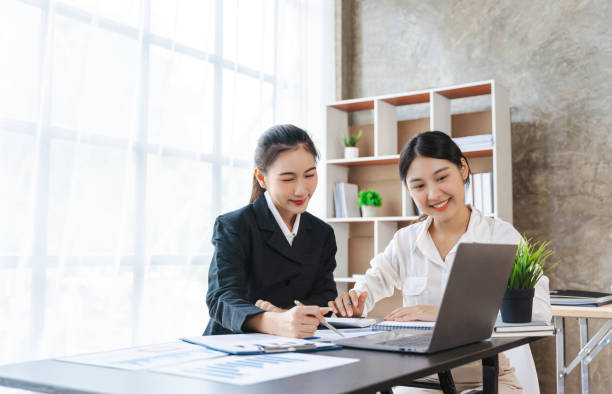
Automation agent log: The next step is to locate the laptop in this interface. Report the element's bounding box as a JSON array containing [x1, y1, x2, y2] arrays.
[[334, 242, 518, 354]]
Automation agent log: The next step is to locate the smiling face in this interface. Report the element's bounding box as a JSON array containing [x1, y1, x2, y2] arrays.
[[405, 155, 469, 223], [255, 144, 318, 224]]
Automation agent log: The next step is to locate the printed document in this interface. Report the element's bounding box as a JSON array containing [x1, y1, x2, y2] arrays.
[[153, 352, 359, 385], [58, 341, 225, 370]]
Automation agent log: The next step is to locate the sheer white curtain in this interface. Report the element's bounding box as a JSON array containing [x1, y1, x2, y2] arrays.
[[0, 0, 333, 364]]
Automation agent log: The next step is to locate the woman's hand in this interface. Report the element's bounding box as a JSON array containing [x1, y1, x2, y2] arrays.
[[255, 299, 285, 313], [328, 290, 368, 317], [384, 305, 439, 322], [247, 305, 329, 338]]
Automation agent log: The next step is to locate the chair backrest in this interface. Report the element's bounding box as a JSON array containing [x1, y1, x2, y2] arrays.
[[504, 345, 540, 394]]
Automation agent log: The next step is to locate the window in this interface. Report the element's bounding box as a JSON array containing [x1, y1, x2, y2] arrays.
[[0, 0, 281, 363]]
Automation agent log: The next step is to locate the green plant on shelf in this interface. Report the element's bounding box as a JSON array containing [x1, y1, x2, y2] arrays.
[[343, 130, 363, 147], [507, 237, 559, 290], [358, 189, 382, 207]]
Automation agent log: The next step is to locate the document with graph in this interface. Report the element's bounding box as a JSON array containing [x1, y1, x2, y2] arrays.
[[57, 341, 225, 370], [153, 352, 359, 385]]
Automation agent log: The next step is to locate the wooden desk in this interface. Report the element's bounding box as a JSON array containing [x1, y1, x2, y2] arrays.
[[552, 304, 612, 394], [0, 337, 539, 394]]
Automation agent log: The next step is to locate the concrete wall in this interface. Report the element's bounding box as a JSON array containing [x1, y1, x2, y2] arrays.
[[337, 1, 612, 393]]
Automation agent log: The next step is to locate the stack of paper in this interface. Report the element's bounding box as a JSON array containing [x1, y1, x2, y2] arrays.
[[57, 337, 358, 386]]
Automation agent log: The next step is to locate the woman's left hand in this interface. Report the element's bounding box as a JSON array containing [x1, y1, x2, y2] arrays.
[[255, 299, 286, 313], [384, 305, 438, 322]]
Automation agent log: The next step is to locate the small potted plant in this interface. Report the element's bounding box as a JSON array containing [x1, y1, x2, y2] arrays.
[[358, 189, 382, 217], [343, 130, 363, 159], [501, 237, 558, 323]]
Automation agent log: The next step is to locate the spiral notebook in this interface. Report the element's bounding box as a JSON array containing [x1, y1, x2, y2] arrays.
[[370, 321, 435, 331]]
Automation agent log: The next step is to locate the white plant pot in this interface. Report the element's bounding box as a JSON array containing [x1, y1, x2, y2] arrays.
[[361, 205, 378, 217], [344, 147, 359, 159]]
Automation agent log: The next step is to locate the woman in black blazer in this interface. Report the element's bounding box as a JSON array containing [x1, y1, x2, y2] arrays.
[[204, 125, 337, 338]]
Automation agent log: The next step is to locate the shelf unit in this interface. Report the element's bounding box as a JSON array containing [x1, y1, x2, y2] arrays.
[[325, 80, 512, 317]]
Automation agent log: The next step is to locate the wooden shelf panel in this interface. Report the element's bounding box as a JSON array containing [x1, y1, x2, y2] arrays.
[[327, 155, 400, 166], [435, 82, 492, 99], [326, 146, 493, 165], [463, 147, 493, 158], [327, 216, 418, 223], [329, 100, 375, 112], [327, 80, 494, 109], [381, 92, 430, 106]]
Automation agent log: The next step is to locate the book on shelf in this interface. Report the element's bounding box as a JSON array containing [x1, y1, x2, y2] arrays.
[[405, 196, 417, 217], [550, 289, 612, 307], [334, 182, 360, 218], [470, 172, 494, 215], [453, 134, 493, 151], [464, 174, 474, 206]]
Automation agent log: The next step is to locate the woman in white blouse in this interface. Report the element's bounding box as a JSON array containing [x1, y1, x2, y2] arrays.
[[328, 131, 551, 394]]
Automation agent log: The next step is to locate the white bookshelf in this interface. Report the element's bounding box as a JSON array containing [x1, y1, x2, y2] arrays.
[[325, 80, 512, 317]]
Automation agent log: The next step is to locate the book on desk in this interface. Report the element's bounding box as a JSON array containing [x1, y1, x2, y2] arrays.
[[550, 289, 612, 307]]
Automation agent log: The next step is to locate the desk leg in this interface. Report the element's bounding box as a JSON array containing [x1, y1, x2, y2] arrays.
[[579, 317, 589, 394], [482, 355, 499, 394], [555, 316, 565, 394], [438, 370, 457, 394]]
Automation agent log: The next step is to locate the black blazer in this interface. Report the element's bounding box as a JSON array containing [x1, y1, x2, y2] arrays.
[[204, 194, 338, 335]]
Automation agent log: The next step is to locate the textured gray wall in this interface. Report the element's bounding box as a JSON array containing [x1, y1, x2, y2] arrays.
[[338, 1, 612, 393]]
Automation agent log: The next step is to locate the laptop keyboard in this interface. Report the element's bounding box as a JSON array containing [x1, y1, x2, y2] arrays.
[[381, 333, 432, 349]]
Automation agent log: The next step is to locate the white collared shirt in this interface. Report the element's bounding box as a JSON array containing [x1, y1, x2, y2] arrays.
[[354, 207, 551, 320], [264, 191, 300, 246], [353, 207, 551, 389]]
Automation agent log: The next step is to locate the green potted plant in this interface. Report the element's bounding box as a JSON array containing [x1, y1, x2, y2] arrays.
[[358, 189, 382, 217], [501, 237, 558, 323], [343, 130, 363, 159]]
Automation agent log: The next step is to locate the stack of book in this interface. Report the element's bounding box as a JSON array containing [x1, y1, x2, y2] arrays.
[[492, 320, 555, 337], [453, 134, 494, 151], [550, 290, 612, 307], [334, 182, 360, 218], [464, 172, 494, 215]]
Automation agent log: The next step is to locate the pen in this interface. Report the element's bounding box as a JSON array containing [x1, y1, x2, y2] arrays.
[[294, 300, 345, 338]]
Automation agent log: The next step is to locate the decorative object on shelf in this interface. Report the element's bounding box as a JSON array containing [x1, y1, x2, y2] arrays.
[[501, 237, 559, 323], [343, 130, 363, 159], [358, 189, 382, 217]]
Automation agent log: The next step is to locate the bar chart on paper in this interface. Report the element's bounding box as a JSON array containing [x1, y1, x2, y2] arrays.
[[153, 353, 359, 385], [58, 342, 225, 370]]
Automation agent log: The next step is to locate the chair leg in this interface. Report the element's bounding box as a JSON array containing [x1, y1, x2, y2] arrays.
[[482, 355, 499, 394], [438, 370, 457, 394]]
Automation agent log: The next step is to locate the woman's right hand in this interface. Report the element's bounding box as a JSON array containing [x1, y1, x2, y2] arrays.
[[328, 290, 368, 317], [255, 305, 329, 338]]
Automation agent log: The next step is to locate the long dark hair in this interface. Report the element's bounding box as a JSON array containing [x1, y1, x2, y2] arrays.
[[399, 131, 472, 185], [250, 124, 319, 203]]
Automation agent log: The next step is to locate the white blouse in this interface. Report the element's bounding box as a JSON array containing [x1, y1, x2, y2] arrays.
[[354, 207, 552, 321], [353, 207, 552, 391]]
